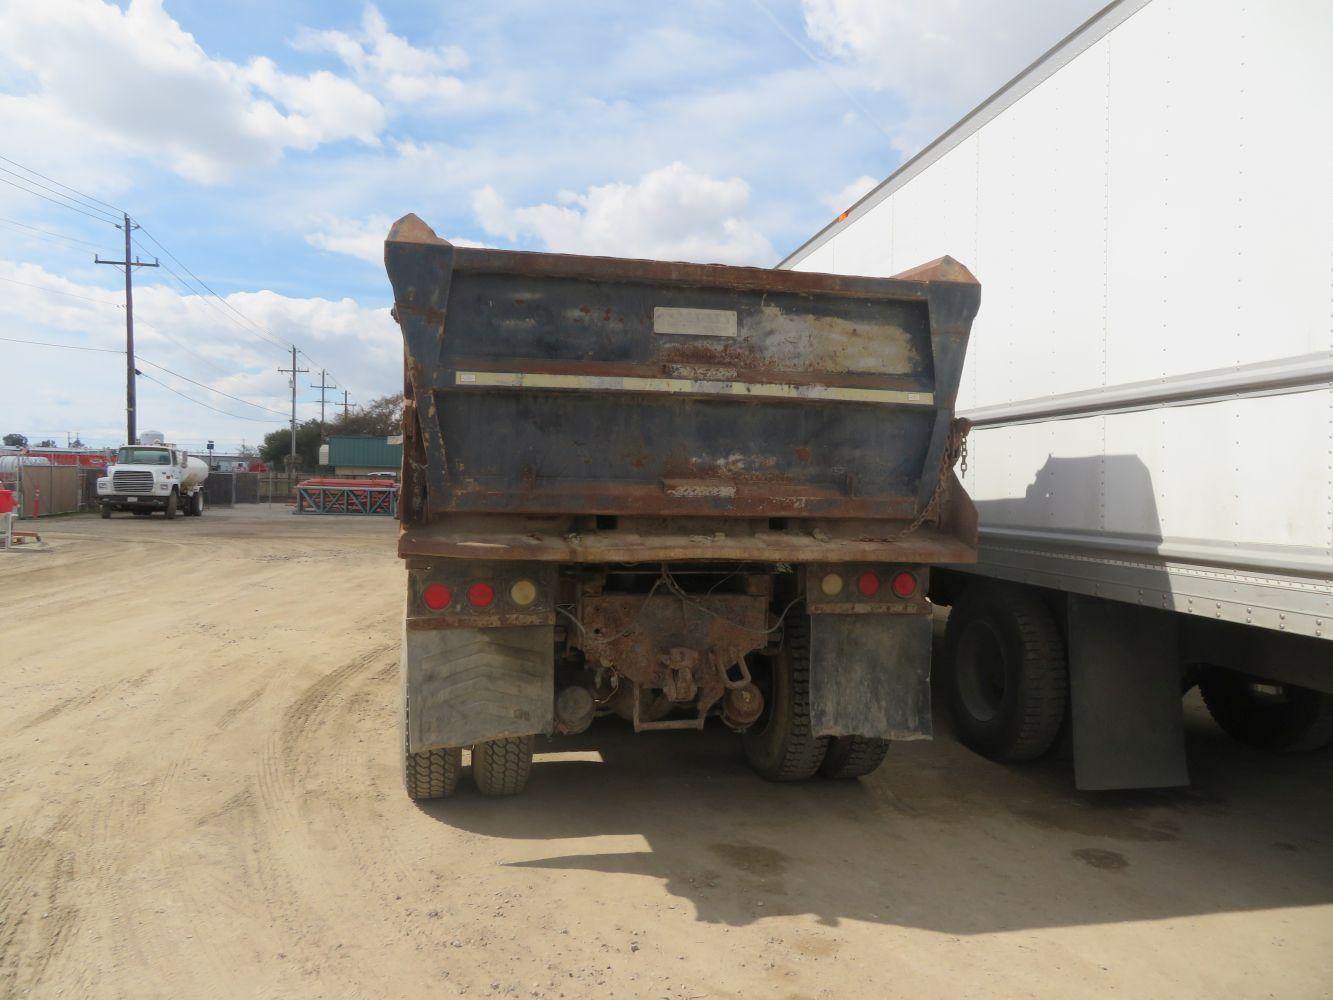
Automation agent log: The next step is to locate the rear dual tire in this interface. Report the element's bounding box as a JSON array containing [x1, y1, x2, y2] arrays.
[[742, 612, 830, 781], [1199, 670, 1333, 752]]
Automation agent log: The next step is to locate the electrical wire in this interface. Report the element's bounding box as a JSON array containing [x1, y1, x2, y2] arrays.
[[134, 356, 288, 416], [0, 335, 286, 417], [136, 370, 281, 423], [0, 216, 106, 250], [0, 173, 122, 226], [0, 153, 125, 215], [0, 336, 121, 354], [0, 273, 121, 307]]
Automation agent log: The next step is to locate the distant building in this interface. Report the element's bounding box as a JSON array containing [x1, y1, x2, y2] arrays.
[[319, 435, 403, 477]]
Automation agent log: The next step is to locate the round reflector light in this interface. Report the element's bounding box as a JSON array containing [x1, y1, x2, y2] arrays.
[[468, 582, 495, 608], [891, 572, 918, 598], [820, 573, 844, 596], [422, 583, 452, 610], [510, 579, 537, 607], [856, 572, 880, 597]]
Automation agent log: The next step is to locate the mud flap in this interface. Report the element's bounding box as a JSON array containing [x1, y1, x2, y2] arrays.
[[403, 624, 553, 752], [809, 613, 933, 740], [1067, 596, 1188, 790]]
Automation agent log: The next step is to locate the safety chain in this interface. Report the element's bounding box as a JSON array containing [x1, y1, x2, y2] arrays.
[[866, 416, 972, 544]]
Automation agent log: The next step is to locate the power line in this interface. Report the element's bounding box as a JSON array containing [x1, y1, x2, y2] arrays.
[[0, 335, 122, 354], [0, 273, 121, 307], [153, 257, 290, 354], [0, 172, 121, 226], [136, 319, 234, 377], [0, 153, 125, 215], [137, 369, 280, 424], [0, 334, 288, 417], [135, 225, 290, 350], [136, 356, 288, 416], [0, 216, 107, 250]]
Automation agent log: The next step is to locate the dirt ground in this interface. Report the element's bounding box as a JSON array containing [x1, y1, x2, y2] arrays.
[[1, 506, 1330, 999]]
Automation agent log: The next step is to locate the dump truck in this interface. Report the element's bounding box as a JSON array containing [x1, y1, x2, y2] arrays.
[[385, 215, 979, 798]]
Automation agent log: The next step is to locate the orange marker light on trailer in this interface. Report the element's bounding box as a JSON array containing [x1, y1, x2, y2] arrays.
[[891, 572, 918, 598], [468, 582, 495, 608], [423, 583, 452, 610]]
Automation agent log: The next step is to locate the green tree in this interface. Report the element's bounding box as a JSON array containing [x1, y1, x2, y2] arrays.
[[259, 420, 324, 469], [329, 393, 404, 437], [3, 433, 28, 447], [35, 439, 57, 448]]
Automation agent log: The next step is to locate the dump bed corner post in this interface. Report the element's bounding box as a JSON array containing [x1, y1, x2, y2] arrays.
[[891, 257, 980, 512], [386, 214, 455, 515]]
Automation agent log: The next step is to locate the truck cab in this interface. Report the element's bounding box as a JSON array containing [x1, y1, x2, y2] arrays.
[[96, 445, 208, 519]]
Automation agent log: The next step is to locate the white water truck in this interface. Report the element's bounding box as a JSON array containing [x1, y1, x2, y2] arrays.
[[97, 443, 209, 519]]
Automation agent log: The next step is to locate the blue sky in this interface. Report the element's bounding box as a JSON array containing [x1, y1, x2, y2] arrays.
[[0, 0, 1103, 450]]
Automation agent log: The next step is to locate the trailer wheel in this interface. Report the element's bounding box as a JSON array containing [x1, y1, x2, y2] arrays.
[[742, 610, 829, 781], [1199, 670, 1333, 752], [100, 504, 111, 519], [190, 491, 204, 517], [471, 736, 534, 796], [164, 490, 178, 519], [944, 584, 1067, 762], [403, 702, 461, 801], [819, 736, 890, 780]]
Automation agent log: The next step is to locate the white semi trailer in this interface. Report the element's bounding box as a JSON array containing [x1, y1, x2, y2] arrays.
[[781, 0, 1332, 789], [97, 444, 209, 519]]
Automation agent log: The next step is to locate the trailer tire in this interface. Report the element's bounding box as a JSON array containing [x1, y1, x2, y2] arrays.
[[944, 584, 1067, 762], [190, 491, 204, 517], [742, 611, 829, 781], [818, 736, 890, 779], [1199, 670, 1333, 752], [471, 736, 534, 796], [100, 504, 111, 519], [164, 490, 178, 519], [402, 701, 461, 800]]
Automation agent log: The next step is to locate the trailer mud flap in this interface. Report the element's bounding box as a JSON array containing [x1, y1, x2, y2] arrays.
[[809, 613, 933, 740], [1067, 596, 1188, 790], [403, 624, 553, 752]]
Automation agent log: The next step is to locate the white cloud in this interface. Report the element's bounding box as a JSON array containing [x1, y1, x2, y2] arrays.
[[305, 213, 485, 263], [0, 258, 400, 449], [294, 6, 467, 108], [0, 0, 470, 183], [802, 0, 1105, 152], [821, 174, 878, 215], [472, 163, 774, 266]]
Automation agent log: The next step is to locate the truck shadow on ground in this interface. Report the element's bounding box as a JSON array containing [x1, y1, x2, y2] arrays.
[[419, 698, 1333, 934]]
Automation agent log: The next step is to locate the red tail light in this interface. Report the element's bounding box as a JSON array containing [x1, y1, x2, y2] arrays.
[[856, 572, 880, 597], [891, 571, 918, 598], [423, 583, 452, 610], [467, 582, 495, 607]]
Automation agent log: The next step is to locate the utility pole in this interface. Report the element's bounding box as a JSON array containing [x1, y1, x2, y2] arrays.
[[339, 389, 352, 420], [277, 347, 309, 470], [309, 369, 335, 437], [96, 213, 159, 446]]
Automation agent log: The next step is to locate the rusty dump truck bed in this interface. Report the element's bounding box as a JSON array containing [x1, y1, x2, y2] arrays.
[[385, 214, 980, 564]]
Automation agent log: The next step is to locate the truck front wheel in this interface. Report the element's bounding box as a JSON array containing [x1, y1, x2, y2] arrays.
[[100, 504, 111, 519], [742, 611, 829, 781], [471, 736, 534, 796], [943, 584, 1067, 762], [1199, 670, 1333, 752], [164, 490, 178, 519]]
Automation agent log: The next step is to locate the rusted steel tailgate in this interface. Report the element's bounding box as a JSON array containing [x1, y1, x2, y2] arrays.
[[386, 215, 979, 559]]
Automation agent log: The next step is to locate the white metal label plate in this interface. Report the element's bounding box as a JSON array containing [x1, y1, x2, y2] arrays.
[[653, 306, 737, 338]]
